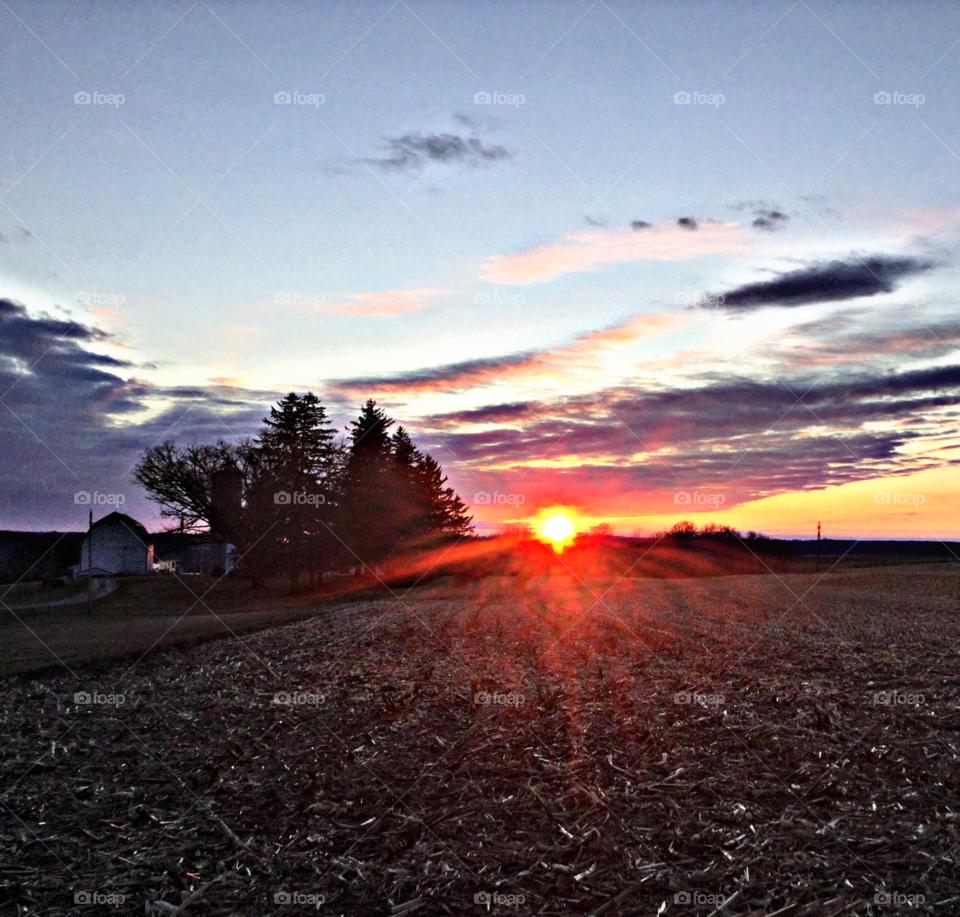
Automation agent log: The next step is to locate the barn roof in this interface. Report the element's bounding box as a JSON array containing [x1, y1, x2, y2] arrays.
[[90, 512, 150, 542]]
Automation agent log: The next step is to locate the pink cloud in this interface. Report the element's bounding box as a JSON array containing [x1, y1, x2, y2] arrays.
[[321, 288, 443, 316], [481, 220, 746, 284]]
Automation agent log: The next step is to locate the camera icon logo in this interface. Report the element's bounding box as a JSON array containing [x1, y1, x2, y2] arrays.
[[674, 91, 691, 104], [74, 91, 91, 104], [75, 491, 92, 505], [274, 891, 292, 903], [474, 891, 492, 909], [474, 91, 491, 104], [473, 691, 491, 705], [674, 491, 690, 504], [74, 692, 92, 705], [674, 891, 692, 904], [874, 91, 891, 104], [274, 91, 292, 104], [874, 491, 891, 504], [473, 491, 491, 504], [274, 491, 291, 505]]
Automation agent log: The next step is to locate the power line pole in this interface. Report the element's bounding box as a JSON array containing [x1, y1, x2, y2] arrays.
[[817, 521, 821, 570], [87, 508, 93, 616]]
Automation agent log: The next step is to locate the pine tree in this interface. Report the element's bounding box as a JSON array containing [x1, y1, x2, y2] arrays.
[[414, 452, 473, 537], [339, 400, 398, 563], [248, 392, 339, 587], [258, 392, 337, 493]]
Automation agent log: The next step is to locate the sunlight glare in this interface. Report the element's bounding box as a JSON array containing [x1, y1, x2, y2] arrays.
[[542, 513, 574, 543]]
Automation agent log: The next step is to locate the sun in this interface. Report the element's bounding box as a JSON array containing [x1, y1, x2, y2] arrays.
[[542, 513, 574, 545]]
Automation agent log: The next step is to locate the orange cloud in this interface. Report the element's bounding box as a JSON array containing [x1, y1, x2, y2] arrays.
[[321, 289, 443, 316], [332, 313, 683, 397], [481, 220, 745, 284]]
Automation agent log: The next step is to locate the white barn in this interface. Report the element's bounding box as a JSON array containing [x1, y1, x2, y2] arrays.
[[78, 512, 154, 576]]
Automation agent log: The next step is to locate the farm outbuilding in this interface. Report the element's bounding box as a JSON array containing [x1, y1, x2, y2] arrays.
[[77, 512, 154, 576]]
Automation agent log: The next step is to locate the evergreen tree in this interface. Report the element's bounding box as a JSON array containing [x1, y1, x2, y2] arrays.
[[413, 452, 473, 537], [246, 392, 339, 587], [339, 400, 398, 563]]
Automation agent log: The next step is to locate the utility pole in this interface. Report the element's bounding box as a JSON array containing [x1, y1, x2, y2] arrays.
[[817, 521, 821, 570], [87, 508, 93, 616]]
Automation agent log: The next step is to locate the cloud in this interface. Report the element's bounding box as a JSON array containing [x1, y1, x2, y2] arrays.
[[752, 209, 789, 231], [677, 217, 698, 229], [0, 299, 273, 529], [418, 361, 960, 508], [364, 133, 511, 172], [320, 289, 442, 317], [481, 219, 744, 284], [712, 255, 933, 310], [330, 313, 680, 397]]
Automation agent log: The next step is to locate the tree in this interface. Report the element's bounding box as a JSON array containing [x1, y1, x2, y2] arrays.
[[245, 392, 341, 587], [412, 452, 472, 537], [338, 400, 398, 563], [134, 441, 242, 537], [668, 520, 697, 541]]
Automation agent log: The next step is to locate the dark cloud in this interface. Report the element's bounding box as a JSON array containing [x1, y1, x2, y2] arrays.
[[677, 217, 698, 229], [364, 133, 511, 172], [712, 255, 932, 311], [752, 209, 789, 231], [420, 362, 960, 505], [0, 299, 274, 529], [631, 220, 652, 230]]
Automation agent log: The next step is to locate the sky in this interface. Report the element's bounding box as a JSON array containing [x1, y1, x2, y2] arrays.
[[2, 0, 960, 538]]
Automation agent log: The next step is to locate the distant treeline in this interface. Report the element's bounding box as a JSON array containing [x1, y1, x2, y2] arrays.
[[134, 394, 472, 584]]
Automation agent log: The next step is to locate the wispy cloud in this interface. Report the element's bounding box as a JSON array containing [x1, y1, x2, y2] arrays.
[[480, 219, 745, 284], [331, 313, 681, 396], [321, 289, 443, 317], [363, 132, 511, 172]]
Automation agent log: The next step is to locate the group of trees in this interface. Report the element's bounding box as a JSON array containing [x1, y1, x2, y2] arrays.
[[657, 521, 769, 542], [134, 394, 472, 584]]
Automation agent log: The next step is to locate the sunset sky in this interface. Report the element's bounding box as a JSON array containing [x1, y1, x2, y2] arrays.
[[2, 0, 960, 537]]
